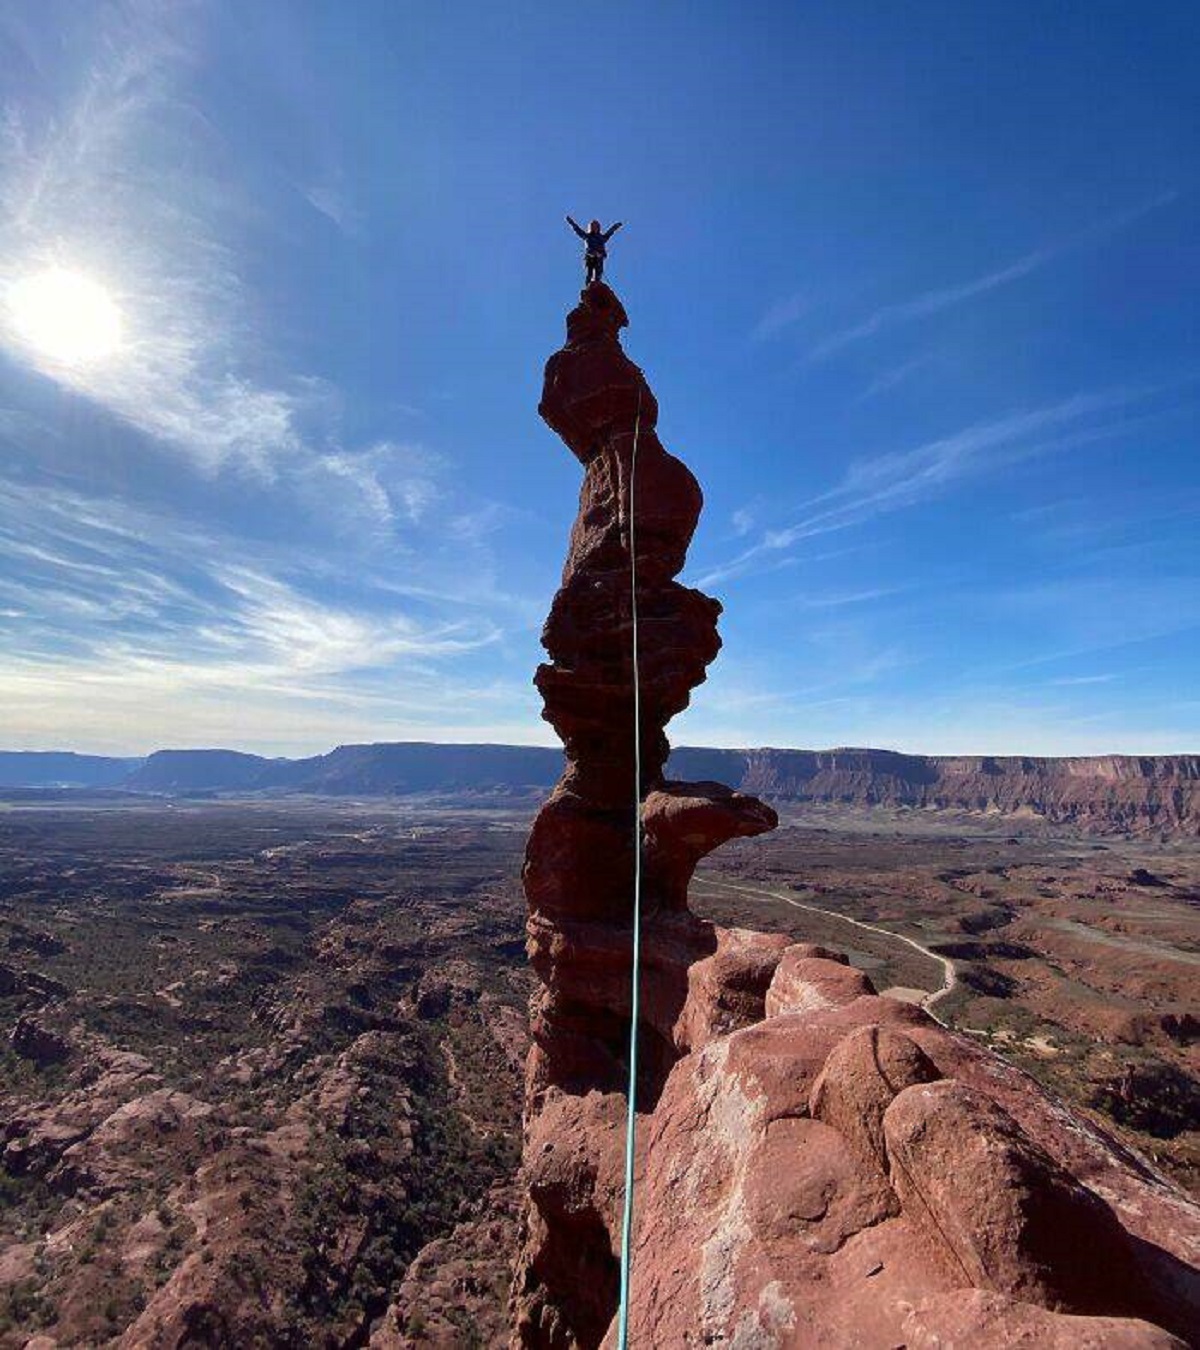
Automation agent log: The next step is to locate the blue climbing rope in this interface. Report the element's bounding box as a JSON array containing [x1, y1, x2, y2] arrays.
[[616, 385, 644, 1350]]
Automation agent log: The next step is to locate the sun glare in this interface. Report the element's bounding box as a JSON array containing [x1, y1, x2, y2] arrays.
[[8, 267, 123, 365]]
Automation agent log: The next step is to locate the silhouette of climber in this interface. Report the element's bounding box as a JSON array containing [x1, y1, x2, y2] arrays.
[[566, 215, 623, 285]]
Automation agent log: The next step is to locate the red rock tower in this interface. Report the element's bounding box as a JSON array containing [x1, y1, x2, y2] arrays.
[[511, 284, 1200, 1349], [512, 283, 778, 1343]]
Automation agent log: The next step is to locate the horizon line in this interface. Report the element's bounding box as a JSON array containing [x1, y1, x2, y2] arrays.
[[3, 740, 1196, 763]]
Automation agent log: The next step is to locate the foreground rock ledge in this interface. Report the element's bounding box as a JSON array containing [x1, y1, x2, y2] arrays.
[[511, 284, 1200, 1348]]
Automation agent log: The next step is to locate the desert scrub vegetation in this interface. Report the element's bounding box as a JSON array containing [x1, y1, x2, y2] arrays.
[[285, 1023, 512, 1341]]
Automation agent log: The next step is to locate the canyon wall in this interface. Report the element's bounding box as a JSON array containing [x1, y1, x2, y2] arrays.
[[670, 747, 1200, 835], [8, 746, 1193, 836]]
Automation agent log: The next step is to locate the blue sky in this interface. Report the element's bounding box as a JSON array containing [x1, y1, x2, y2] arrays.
[[0, 0, 1196, 756]]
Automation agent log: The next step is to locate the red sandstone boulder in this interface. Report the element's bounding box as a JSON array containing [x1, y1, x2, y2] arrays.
[[903, 1290, 1188, 1348], [622, 1023, 952, 1347], [764, 950, 876, 1017], [810, 1023, 941, 1215], [519, 1088, 634, 1349], [10, 1013, 72, 1065], [674, 926, 792, 1053], [605, 1006, 1199, 1347], [883, 1079, 1141, 1315], [718, 997, 929, 1126], [52, 1087, 215, 1197]]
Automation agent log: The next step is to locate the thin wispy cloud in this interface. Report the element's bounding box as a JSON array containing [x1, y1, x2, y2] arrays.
[[993, 576, 1200, 672], [692, 549, 802, 593], [0, 3, 386, 518], [298, 442, 445, 537], [693, 541, 872, 594], [694, 384, 1164, 590], [0, 472, 523, 751], [796, 586, 904, 609], [1014, 490, 1200, 555], [811, 249, 1054, 359], [798, 192, 1178, 358], [855, 353, 935, 403], [302, 181, 359, 234], [827, 389, 1134, 505], [751, 290, 809, 342], [731, 507, 757, 537]]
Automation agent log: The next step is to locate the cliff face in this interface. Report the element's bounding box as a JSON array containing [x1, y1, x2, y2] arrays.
[[10, 744, 1189, 835], [513, 285, 1200, 1348], [669, 747, 1200, 836]]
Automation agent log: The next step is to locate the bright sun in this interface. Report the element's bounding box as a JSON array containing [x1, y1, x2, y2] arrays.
[[8, 267, 123, 365]]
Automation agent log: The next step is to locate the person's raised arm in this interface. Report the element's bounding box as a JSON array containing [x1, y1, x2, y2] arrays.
[[566, 215, 587, 239], [603, 221, 623, 241]]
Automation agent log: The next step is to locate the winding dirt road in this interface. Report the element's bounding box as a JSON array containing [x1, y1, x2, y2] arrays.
[[692, 876, 957, 1025]]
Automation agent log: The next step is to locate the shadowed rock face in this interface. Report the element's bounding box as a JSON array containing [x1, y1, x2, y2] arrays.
[[512, 285, 1200, 1349]]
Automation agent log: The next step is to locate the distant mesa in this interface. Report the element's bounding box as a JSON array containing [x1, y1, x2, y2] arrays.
[[0, 750, 143, 789], [124, 748, 286, 793], [0, 743, 1196, 835]]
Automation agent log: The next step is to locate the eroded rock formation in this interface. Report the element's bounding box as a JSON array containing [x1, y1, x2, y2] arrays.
[[669, 747, 1200, 837], [513, 283, 780, 1343], [513, 284, 1200, 1348]]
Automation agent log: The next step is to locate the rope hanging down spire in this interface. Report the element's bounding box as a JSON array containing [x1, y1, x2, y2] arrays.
[[616, 384, 644, 1350]]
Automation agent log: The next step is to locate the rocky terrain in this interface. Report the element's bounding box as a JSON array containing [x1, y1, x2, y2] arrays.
[[0, 805, 1195, 1344], [514, 281, 1200, 1347], [3, 744, 1195, 838], [0, 801, 530, 1348], [694, 806, 1200, 1195]]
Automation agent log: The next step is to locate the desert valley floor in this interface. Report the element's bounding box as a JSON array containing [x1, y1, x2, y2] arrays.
[[0, 797, 1196, 1346]]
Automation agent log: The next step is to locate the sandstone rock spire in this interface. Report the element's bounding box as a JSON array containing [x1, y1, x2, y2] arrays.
[[523, 281, 778, 1096], [512, 284, 1200, 1349], [513, 282, 779, 1343]]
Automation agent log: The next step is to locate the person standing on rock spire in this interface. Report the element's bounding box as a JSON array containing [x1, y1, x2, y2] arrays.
[[566, 215, 622, 285]]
